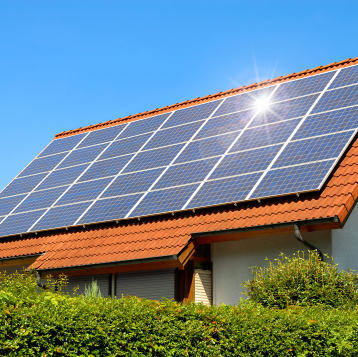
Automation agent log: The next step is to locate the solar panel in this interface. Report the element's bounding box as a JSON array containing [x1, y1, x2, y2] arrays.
[[0, 195, 27, 216], [330, 65, 358, 89], [102, 168, 165, 197], [250, 94, 319, 127], [1, 64, 358, 237], [57, 178, 114, 206], [270, 71, 336, 102], [176, 132, 238, 163], [37, 164, 89, 190], [211, 144, 283, 179], [78, 155, 134, 182], [230, 118, 300, 152]]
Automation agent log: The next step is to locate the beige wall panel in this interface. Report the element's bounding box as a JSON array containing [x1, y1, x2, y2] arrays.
[[212, 229, 332, 305]]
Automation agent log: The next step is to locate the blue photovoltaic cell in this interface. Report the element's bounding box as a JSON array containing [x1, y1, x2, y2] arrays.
[[0, 210, 46, 237], [129, 184, 199, 217], [294, 106, 358, 140], [78, 124, 126, 149], [123, 144, 185, 173], [330, 65, 358, 89], [176, 132, 238, 164], [57, 143, 107, 169], [311, 85, 358, 114], [98, 133, 151, 160], [250, 160, 335, 199], [39, 133, 87, 158], [196, 110, 253, 140], [0, 194, 27, 216], [78, 155, 134, 182], [78, 194, 143, 224], [162, 100, 222, 129], [270, 71, 335, 102], [187, 173, 262, 209], [57, 177, 113, 205], [13, 186, 69, 214], [273, 131, 354, 169], [154, 158, 219, 190], [214, 87, 276, 117], [19, 152, 68, 177], [145, 121, 202, 150], [32, 202, 92, 232], [250, 94, 319, 128], [212, 144, 283, 179], [230, 119, 300, 153], [102, 168, 164, 198], [120, 113, 171, 139], [0, 173, 47, 198], [37, 164, 89, 191]]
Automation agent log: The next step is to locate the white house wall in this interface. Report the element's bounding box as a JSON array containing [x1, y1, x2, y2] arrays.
[[332, 202, 358, 272], [212, 230, 332, 306]]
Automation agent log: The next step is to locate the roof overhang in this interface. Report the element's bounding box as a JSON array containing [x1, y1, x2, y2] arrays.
[[31, 216, 340, 276], [193, 216, 341, 244]]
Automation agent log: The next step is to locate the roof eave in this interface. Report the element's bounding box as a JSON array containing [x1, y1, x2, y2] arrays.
[[192, 216, 340, 239], [32, 216, 341, 274], [34, 254, 179, 275]]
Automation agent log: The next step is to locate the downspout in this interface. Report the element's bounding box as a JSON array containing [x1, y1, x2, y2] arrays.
[[293, 224, 324, 261], [35, 271, 46, 289]]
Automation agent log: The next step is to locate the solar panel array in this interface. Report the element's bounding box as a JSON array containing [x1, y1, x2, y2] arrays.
[[1, 64, 358, 237]]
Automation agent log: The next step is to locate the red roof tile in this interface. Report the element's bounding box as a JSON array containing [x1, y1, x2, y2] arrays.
[[1, 58, 358, 271]]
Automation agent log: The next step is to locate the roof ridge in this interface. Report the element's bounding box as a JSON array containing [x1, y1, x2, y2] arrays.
[[54, 56, 358, 139]]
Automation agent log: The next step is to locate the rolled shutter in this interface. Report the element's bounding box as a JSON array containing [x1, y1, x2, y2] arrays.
[[63, 274, 110, 297], [116, 269, 175, 301], [195, 269, 212, 305]]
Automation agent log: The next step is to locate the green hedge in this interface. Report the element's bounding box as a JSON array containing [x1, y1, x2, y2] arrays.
[[1, 272, 358, 356]]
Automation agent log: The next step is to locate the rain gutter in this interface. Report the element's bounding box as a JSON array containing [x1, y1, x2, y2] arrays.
[[0, 254, 43, 263], [192, 216, 339, 238], [37, 254, 179, 275]]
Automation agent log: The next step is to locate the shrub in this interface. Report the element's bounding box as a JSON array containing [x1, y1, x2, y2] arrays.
[[243, 250, 358, 308], [84, 280, 102, 298], [2, 269, 358, 355]]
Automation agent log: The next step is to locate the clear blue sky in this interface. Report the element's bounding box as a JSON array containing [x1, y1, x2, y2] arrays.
[[0, 0, 357, 190]]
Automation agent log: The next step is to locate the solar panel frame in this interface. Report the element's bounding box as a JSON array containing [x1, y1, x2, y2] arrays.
[[175, 132, 238, 164], [181, 83, 281, 210], [26, 122, 131, 232], [73, 110, 179, 225], [269, 70, 336, 102], [123, 99, 226, 218], [271, 131, 355, 169], [244, 69, 341, 201], [0, 194, 28, 217], [249, 93, 320, 128], [38, 133, 88, 158], [249, 160, 337, 200], [2, 64, 358, 237], [311, 84, 358, 114], [0, 131, 92, 229], [329, 64, 358, 90], [0, 173, 48, 199]]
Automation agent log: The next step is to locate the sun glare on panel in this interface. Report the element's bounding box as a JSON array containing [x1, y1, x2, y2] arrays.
[[255, 97, 270, 112]]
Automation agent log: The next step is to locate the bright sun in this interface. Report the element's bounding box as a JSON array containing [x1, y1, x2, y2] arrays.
[[255, 97, 270, 112]]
